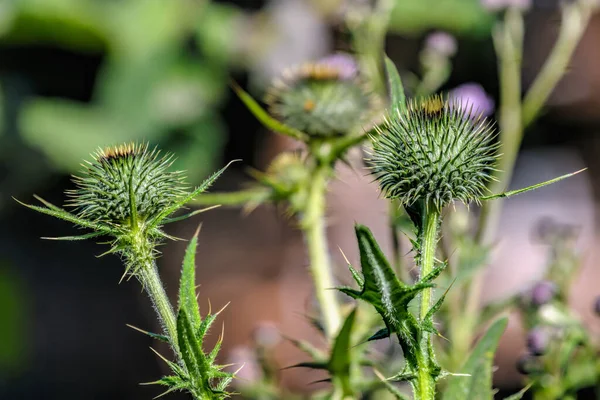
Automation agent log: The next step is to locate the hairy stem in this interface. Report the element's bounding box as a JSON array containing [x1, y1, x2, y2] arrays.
[[420, 206, 440, 321], [134, 238, 179, 354], [415, 204, 440, 400], [302, 162, 341, 338]]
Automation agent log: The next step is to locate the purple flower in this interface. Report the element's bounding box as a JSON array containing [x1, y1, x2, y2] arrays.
[[318, 53, 359, 80], [481, 0, 532, 11], [530, 280, 558, 307], [449, 83, 495, 117], [526, 326, 550, 355], [425, 31, 457, 57]]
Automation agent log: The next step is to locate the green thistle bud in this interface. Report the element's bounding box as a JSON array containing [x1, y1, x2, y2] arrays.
[[68, 143, 187, 226], [369, 96, 499, 210], [265, 54, 376, 137]]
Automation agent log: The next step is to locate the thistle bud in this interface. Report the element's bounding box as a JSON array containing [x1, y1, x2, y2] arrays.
[[68, 143, 187, 226], [265, 53, 376, 137], [369, 96, 498, 210]]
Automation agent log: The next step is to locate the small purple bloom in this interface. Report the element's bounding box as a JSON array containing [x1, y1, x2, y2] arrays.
[[481, 0, 532, 11], [526, 326, 550, 356], [318, 53, 359, 80], [530, 280, 558, 307], [425, 31, 457, 57], [449, 83, 495, 117]]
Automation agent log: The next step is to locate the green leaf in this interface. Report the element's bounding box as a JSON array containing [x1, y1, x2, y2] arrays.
[[481, 169, 586, 201], [328, 309, 357, 396], [442, 317, 508, 400], [385, 56, 406, 115], [230, 81, 309, 142], [177, 309, 212, 396], [178, 229, 202, 330]]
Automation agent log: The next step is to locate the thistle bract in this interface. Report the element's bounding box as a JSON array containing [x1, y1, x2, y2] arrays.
[[265, 54, 374, 137], [369, 96, 498, 210], [69, 143, 187, 225]]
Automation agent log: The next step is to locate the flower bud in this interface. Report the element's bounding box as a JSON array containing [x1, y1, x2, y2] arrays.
[[369, 96, 498, 210], [265, 53, 376, 137], [68, 143, 187, 226]]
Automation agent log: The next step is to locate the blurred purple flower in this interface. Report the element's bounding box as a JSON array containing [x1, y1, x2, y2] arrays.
[[526, 326, 551, 355], [318, 53, 359, 80], [449, 83, 495, 117], [530, 280, 558, 306], [481, 0, 532, 11], [425, 31, 457, 57]]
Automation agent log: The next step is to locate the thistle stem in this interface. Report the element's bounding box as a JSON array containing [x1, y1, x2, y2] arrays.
[[415, 204, 440, 400], [302, 162, 341, 338], [134, 239, 179, 355], [419, 206, 440, 321]]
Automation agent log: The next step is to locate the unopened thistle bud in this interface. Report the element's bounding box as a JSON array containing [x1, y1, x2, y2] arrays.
[[68, 143, 187, 227], [369, 96, 499, 210], [265, 53, 376, 137]]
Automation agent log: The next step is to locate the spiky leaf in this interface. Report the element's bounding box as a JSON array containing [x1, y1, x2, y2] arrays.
[[338, 225, 438, 376], [179, 229, 202, 329]]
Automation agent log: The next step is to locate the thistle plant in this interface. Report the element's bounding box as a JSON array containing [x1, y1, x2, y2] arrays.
[[335, 60, 583, 400], [226, 53, 381, 341], [17, 143, 236, 399]]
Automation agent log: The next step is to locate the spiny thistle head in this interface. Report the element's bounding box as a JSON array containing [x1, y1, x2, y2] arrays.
[[265, 53, 376, 137], [68, 142, 187, 226], [369, 95, 499, 210]]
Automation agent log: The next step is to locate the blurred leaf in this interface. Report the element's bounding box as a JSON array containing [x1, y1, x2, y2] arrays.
[[19, 99, 156, 171], [389, 0, 494, 36], [168, 115, 226, 184], [442, 317, 508, 400], [196, 3, 242, 65], [328, 309, 357, 396], [384, 56, 406, 114], [3, 0, 106, 50]]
